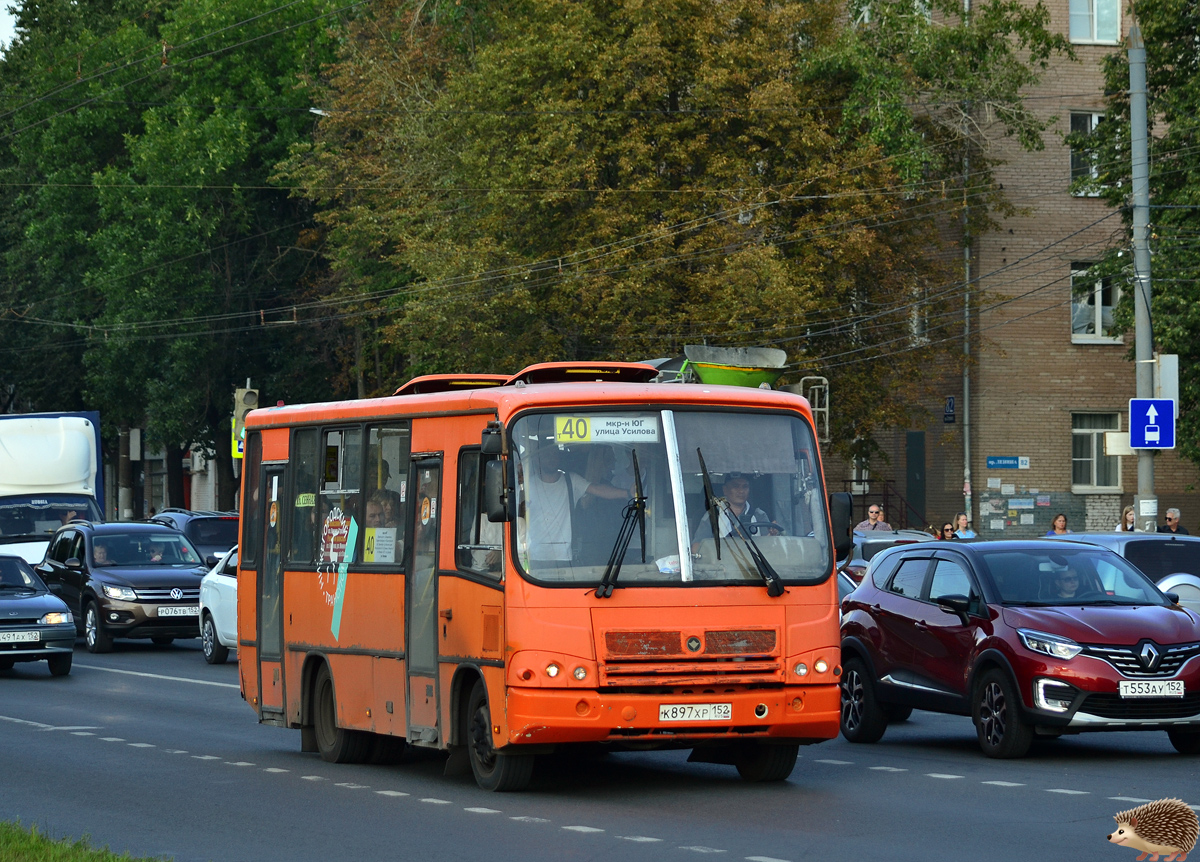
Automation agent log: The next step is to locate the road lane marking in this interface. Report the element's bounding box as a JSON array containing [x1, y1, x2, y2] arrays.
[[301, 775, 326, 781], [869, 766, 906, 772], [128, 743, 155, 748], [71, 731, 95, 736], [814, 759, 852, 765], [0, 716, 53, 729], [926, 774, 962, 779], [264, 768, 289, 773], [227, 762, 255, 767], [421, 798, 452, 804], [746, 857, 792, 862], [44, 726, 101, 732], [1046, 789, 1088, 795], [74, 664, 239, 689], [100, 737, 125, 742], [983, 781, 1024, 787], [563, 826, 604, 833], [192, 755, 221, 760], [1110, 797, 1152, 803], [465, 808, 501, 814], [511, 817, 551, 823], [336, 783, 369, 789], [680, 847, 726, 853], [165, 749, 187, 754], [619, 837, 663, 843], [376, 791, 409, 797]]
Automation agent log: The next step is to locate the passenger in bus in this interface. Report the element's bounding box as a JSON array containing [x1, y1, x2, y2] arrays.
[[525, 440, 630, 564], [691, 472, 780, 549], [365, 492, 397, 529]]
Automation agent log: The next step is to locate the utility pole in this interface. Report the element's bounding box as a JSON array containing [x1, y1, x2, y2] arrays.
[[1129, 23, 1157, 531], [961, 0, 973, 529]]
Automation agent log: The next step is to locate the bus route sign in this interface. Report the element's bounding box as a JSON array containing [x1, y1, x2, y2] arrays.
[[554, 415, 660, 443]]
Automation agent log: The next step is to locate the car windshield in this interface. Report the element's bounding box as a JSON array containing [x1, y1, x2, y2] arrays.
[[977, 547, 1169, 606], [91, 532, 203, 567], [511, 408, 831, 587], [0, 556, 44, 590], [0, 495, 103, 537], [186, 517, 239, 548], [1122, 540, 1200, 580]]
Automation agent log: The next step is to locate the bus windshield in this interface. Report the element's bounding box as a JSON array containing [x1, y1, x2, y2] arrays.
[[0, 494, 104, 538], [511, 409, 831, 587]]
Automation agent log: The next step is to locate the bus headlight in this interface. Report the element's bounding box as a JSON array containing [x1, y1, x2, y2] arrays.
[[573, 666, 587, 681], [814, 659, 829, 674], [794, 662, 808, 676], [545, 663, 561, 678]]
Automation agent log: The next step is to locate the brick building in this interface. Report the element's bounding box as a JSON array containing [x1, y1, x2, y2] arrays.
[[829, 0, 1199, 536]]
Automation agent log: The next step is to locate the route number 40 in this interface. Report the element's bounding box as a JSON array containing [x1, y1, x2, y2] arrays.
[[555, 416, 591, 442]]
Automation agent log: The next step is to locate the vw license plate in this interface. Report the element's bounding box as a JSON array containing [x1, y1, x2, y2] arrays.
[[156, 606, 199, 617], [1119, 680, 1184, 699], [659, 703, 733, 722], [0, 630, 40, 643]]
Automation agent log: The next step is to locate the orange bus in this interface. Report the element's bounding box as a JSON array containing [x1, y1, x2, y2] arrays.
[[237, 362, 853, 791]]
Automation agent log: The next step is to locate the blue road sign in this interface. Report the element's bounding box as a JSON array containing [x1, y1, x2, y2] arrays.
[[1129, 398, 1175, 449]]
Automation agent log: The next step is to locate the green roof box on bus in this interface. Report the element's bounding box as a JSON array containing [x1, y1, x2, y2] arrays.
[[682, 345, 788, 388]]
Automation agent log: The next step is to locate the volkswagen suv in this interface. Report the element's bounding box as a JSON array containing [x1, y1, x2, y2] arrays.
[[839, 540, 1200, 758]]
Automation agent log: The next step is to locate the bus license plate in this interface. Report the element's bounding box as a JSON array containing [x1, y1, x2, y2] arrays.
[[1119, 680, 1184, 699], [156, 606, 199, 617], [659, 703, 732, 722], [0, 630, 40, 643]]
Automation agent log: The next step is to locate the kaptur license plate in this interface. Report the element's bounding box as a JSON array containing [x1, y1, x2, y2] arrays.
[[0, 630, 40, 643], [1119, 680, 1184, 698], [156, 606, 199, 617], [658, 703, 732, 722]]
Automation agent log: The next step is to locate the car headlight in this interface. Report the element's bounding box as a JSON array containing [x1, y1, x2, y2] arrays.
[[40, 611, 73, 625], [1018, 629, 1082, 660], [102, 584, 138, 601]]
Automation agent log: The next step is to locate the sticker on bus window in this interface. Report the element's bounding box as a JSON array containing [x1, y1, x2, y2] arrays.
[[555, 416, 659, 443], [363, 527, 396, 564], [295, 493, 315, 508], [318, 507, 352, 606]]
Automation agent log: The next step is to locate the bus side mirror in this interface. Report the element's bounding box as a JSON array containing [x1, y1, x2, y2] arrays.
[[481, 422, 504, 456], [484, 459, 513, 522], [829, 492, 853, 559]]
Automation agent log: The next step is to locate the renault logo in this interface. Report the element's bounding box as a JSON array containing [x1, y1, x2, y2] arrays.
[[170, 588, 183, 601], [1137, 640, 1161, 671]]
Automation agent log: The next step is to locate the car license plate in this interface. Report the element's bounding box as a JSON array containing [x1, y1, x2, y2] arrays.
[[1119, 680, 1184, 699], [156, 606, 199, 617], [658, 703, 733, 722], [0, 630, 40, 643]]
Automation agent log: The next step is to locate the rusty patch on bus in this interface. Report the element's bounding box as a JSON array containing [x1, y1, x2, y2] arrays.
[[604, 630, 681, 656], [703, 630, 777, 655]]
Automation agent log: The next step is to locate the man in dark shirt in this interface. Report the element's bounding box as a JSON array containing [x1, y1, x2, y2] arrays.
[[1159, 507, 1190, 534]]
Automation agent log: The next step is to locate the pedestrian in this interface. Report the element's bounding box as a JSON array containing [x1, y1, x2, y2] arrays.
[[940, 522, 957, 540], [1159, 507, 1190, 535], [855, 504, 892, 531], [1045, 513, 1072, 536], [953, 512, 976, 539], [1116, 505, 1136, 532]]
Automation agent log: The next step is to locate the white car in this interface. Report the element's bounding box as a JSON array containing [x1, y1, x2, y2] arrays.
[[199, 546, 237, 664]]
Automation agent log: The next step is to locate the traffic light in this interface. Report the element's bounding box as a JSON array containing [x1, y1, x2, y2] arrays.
[[233, 388, 259, 444]]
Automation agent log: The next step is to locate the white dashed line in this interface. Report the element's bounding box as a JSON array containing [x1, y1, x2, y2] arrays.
[[192, 755, 221, 760], [983, 781, 1025, 787], [100, 737, 125, 742], [563, 826, 604, 833], [511, 816, 551, 823], [73, 663, 239, 689], [128, 743, 155, 748], [926, 773, 962, 779], [42, 725, 100, 732], [746, 856, 792, 862], [71, 731, 95, 736], [1046, 789, 1088, 795], [815, 759, 852, 765], [376, 791, 409, 797], [620, 836, 664, 843], [227, 762, 255, 767], [164, 749, 187, 754], [1110, 797, 1152, 803], [869, 766, 907, 772], [264, 768, 289, 773], [680, 847, 726, 854], [464, 808, 501, 814], [301, 775, 326, 781], [335, 783, 369, 789], [421, 798, 452, 804]]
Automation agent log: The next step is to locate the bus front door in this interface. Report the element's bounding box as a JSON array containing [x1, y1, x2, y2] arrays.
[[406, 458, 442, 743], [258, 465, 286, 717]]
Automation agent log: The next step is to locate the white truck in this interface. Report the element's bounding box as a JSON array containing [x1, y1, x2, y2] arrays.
[[0, 412, 105, 563]]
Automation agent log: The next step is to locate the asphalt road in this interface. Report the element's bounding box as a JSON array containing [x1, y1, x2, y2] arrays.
[[1, 641, 1196, 862]]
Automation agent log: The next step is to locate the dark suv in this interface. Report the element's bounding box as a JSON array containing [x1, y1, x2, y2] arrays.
[[840, 540, 1200, 758], [149, 509, 239, 566], [36, 522, 208, 653]]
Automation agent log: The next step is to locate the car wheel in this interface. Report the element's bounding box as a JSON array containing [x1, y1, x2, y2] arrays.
[[312, 664, 371, 764], [201, 614, 229, 665], [883, 704, 913, 723], [973, 669, 1032, 759], [84, 602, 113, 654], [734, 743, 799, 782], [151, 636, 175, 646], [47, 652, 72, 677], [840, 657, 887, 743], [467, 680, 533, 791], [1167, 728, 1200, 755]]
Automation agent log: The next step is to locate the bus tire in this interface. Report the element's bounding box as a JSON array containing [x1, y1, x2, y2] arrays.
[[467, 680, 533, 792], [313, 664, 371, 764], [734, 743, 799, 782]]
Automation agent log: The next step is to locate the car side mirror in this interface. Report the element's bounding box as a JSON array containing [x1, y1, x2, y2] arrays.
[[481, 421, 504, 455], [64, 557, 82, 569], [205, 554, 220, 568], [47, 581, 64, 594], [936, 593, 972, 623], [36, 562, 54, 576], [484, 458, 513, 523], [1164, 591, 1180, 605], [828, 492, 853, 559]]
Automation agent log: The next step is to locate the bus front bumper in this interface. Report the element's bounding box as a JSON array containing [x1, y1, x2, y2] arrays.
[[503, 684, 840, 747]]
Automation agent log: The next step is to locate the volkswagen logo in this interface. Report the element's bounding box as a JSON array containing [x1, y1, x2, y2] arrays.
[[686, 636, 702, 652], [1137, 640, 1161, 672], [169, 588, 183, 601]]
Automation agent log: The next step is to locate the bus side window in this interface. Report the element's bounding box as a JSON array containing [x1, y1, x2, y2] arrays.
[[289, 428, 320, 563], [319, 428, 364, 564], [241, 432, 262, 567], [362, 423, 410, 566], [456, 449, 502, 577]]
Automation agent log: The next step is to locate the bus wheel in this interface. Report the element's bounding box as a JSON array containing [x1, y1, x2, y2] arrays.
[[313, 664, 371, 764], [467, 680, 533, 792], [734, 743, 799, 782]]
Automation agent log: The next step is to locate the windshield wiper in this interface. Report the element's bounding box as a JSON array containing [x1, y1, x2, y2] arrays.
[[696, 448, 785, 597], [595, 450, 646, 599]]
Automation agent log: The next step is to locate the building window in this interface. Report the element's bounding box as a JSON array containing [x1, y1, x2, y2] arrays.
[[1069, 0, 1119, 43], [1071, 262, 1119, 342], [1072, 413, 1120, 490], [1069, 112, 1104, 192]]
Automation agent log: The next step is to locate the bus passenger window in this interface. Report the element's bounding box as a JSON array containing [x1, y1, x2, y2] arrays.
[[319, 428, 363, 566], [241, 432, 262, 566], [289, 428, 319, 563], [457, 449, 502, 576], [362, 423, 410, 565]]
